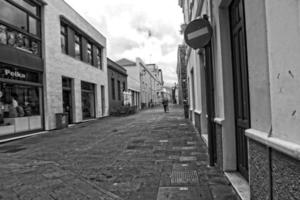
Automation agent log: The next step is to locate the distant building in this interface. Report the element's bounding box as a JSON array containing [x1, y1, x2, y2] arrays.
[[117, 58, 164, 109], [116, 58, 141, 109], [107, 58, 127, 114]]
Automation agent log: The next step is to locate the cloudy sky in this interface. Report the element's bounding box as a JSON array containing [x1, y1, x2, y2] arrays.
[[64, 0, 183, 86]]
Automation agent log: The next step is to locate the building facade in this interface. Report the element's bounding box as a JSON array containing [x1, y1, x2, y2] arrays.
[[117, 58, 141, 109], [117, 58, 164, 109], [44, 0, 108, 130], [0, 0, 109, 137], [179, 0, 300, 199], [107, 58, 127, 114]]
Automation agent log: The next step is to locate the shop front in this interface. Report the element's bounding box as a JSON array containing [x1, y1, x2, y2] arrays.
[[0, 64, 43, 136], [81, 81, 95, 120]]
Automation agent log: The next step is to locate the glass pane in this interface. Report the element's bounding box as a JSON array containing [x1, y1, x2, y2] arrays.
[[11, 0, 37, 15], [0, 83, 40, 118], [29, 16, 37, 35], [0, 1, 27, 31], [75, 43, 81, 60], [61, 34, 66, 53]]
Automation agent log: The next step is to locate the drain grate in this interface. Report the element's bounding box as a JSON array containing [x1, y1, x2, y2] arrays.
[[171, 170, 199, 185]]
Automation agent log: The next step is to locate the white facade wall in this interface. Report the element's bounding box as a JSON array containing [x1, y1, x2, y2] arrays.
[[43, 0, 108, 130]]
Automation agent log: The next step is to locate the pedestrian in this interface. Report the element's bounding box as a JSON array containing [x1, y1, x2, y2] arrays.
[[162, 98, 169, 113]]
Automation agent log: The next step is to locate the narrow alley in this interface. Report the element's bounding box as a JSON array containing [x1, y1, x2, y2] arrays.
[[0, 106, 239, 200]]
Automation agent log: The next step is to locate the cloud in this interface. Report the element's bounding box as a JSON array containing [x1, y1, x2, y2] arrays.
[[64, 0, 184, 84]]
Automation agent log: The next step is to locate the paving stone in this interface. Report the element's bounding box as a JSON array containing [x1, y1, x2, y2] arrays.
[[157, 186, 210, 200], [0, 106, 239, 200]]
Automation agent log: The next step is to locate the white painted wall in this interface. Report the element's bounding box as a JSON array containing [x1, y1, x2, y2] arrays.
[[264, 0, 300, 144]]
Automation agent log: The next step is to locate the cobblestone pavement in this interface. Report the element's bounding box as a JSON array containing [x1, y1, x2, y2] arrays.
[[0, 105, 240, 200]]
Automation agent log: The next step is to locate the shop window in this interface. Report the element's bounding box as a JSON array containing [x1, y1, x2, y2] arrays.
[[74, 33, 82, 60], [111, 78, 115, 100], [96, 47, 102, 70], [60, 24, 67, 54], [81, 81, 95, 119], [0, 83, 41, 118], [87, 42, 93, 65]]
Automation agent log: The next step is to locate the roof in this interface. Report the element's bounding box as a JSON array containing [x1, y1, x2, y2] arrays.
[[116, 58, 136, 66], [107, 58, 127, 76]]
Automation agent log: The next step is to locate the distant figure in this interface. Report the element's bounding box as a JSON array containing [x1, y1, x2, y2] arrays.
[[162, 98, 169, 113]]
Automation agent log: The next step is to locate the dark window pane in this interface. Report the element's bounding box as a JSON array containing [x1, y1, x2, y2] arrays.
[[29, 16, 37, 35], [111, 78, 115, 100], [96, 47, 102, 69], [60, 25, 67, 53], [74, 34, 81, 60], [0, 1, 27, 31], [87, 42, 93, 65]]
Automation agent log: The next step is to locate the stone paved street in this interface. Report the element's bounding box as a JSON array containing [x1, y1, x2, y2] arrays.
[[0, 105, 240, 200]]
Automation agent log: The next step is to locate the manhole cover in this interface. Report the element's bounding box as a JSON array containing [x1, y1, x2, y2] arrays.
[[171, 170, 198, 185], [157, 187, 201, 200]]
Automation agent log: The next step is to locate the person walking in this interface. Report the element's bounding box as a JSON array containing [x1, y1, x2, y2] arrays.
[[162, 98, 169, 113]]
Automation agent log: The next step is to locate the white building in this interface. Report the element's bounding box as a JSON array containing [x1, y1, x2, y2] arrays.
[[179, 0, 300, 199]]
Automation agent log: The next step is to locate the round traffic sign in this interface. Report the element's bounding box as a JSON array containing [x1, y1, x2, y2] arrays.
[[184, 18, 213, 49]]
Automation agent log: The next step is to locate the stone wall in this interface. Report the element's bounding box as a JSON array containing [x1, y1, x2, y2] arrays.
[[248, 139, 300, 200]]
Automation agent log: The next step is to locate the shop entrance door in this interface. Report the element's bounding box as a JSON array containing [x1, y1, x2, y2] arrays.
[[101, 85, 105, 116], [62, 77, 73, 124], [229, 0, 250, 180]]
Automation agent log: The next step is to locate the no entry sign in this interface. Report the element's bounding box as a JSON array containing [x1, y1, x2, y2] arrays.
[[184, 18, 213, 49]]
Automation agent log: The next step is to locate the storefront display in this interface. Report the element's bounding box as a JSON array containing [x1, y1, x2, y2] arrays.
[[81, 81, 95, 119], [0, 64, 43, 136]]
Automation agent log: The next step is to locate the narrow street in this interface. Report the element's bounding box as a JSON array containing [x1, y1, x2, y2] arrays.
[[0, 105, 239, 200]]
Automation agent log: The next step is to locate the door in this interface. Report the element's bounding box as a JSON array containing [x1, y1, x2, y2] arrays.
[[229, 0, 250, 180], [62, 77, 73, 124], [63, 90, 72, 123], [204, 41, 217, 166], [101, 85, 105, 116]]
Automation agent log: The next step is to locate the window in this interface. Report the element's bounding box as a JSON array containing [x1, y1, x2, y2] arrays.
[[60, 24, 67, 54], [111, 78, 115, 100], [117, 80, 121, 100], [74, 33, 82, 60], [96, 47, 102, 69], [0, 0, 41, 55], [87, 42, 93, 65]]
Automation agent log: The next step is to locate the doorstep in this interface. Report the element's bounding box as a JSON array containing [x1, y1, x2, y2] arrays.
[[225, 172, 250, 200]]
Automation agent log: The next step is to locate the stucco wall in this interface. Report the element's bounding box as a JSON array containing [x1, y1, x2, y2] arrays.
[[265, 0, 300, 144], [43, 0, 108, 130], [244, 0, 272, 133]]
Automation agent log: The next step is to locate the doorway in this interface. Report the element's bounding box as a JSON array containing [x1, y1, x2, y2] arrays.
[[229, 0, 250, 180], [62, 77, 73, 124], [101, 85, 105, 116]]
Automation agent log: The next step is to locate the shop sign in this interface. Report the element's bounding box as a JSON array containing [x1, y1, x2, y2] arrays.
[[4, 69, 26, 79], [0, 65, 40, 83], [184, 18, 213, 49]]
